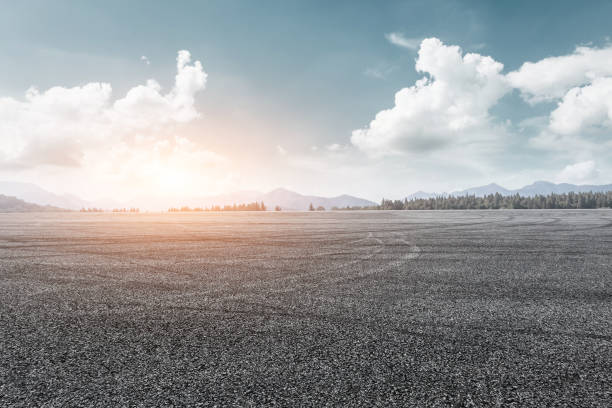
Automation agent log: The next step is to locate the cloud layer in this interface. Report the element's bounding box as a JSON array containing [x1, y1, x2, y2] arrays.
[[509, 44, 612, 155], [507, 46, 612, 103], [352, 38, 612, 182], [0, 50, 212, 170], [0, 50, 232, 198], [3, 40, 612, 198]]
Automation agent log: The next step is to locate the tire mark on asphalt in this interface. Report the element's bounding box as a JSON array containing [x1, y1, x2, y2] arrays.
[[120, 302, 612, 343], [286, 231, 421, 289], [4, 246, 198, 281]]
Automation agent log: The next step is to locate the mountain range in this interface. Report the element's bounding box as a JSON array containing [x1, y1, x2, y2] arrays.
[[2, 180, 612, 211], [407, 181, 612, 200], [136, 188, 378, 211], [0, 182, 94, 209], [0, 182, 377, 211]]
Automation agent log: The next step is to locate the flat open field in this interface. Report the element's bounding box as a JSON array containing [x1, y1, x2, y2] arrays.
[[1, 211, 611, 406]]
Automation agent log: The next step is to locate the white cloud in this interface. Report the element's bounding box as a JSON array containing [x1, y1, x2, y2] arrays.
[[507, 45, 612, 103], [115, 50, 207, 125], [385, 33, 421, 50], [0, 83, 113, 168], [356, 38, 612, 170], [505, 44, 612, 154], [352, 38, 510, 156], [0, 50, 231, 200], [555, 160, 599, 184], [549, 77, 612, 135], [0, 50, 209, 169]]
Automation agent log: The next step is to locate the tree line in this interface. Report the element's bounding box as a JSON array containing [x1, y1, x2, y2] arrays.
[[80, 191, 612, 213], [80, 207, 140, 212], [377, 191, 612, 210], [168, 201, 267, 212]]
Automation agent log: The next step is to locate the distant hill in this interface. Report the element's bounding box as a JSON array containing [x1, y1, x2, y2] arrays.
[[0, 194, 68, 212], [453, 183, 512, 197], [258, 188, 376, 210], [0, 181, 91, 210], [406, 191, 442, 200], [514, 181, 612, 196]]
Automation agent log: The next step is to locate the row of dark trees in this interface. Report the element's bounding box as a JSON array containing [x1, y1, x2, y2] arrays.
[[378, 191, 612, 210], [80, 207, 140, 212], [169, 201, 267, 212], [308, 203, 326, 211], [331, 205, 379, 211], [112, 208, 140, 213]]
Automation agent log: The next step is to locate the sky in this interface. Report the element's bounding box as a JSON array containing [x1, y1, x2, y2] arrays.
[[1, 0, 612, 202]]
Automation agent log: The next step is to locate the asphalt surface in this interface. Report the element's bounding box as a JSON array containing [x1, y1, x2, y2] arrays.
[[1, 210, 611, 407]]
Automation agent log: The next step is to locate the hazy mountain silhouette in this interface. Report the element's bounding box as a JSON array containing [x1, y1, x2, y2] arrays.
[[260, 188, 376, 210], [165, 188, 377, 211], [453, 183, 512, 196], [0, 182, 376, 210], [415, 181, 612, 199], [4, 180, 612, 211], [0, 182, 90, 209], [0, 194, 68, 212], [514, 181, 612, 196], [405, 191, 441, 200], [406, 184, 512, 199]]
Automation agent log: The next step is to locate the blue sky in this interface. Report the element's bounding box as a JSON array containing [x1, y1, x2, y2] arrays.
[[1, 1, 612, 201]]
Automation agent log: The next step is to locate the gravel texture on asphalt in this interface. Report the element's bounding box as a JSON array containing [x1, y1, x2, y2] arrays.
[[1, 210, 611, 407]]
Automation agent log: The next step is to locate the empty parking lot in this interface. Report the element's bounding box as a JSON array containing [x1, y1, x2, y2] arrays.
[[1, 210, 611, 406]]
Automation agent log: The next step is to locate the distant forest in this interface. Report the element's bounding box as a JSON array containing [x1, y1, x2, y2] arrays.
[[166, 192, 612, 212], [376, 191, 612, 210]]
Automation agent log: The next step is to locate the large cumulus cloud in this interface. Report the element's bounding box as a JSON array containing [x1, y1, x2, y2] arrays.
[[0, 50, 211, 169], [508, 44, 612, 153], [351, 38, 510, 156]]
